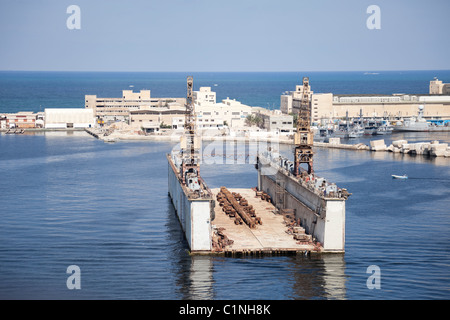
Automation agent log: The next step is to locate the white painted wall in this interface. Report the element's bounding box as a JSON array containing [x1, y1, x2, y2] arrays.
[[323, 201, 346, 252], [167, 156, 212, 252]]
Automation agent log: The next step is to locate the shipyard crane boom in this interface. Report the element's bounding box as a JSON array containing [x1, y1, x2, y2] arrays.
[[294, 77, 314, 176]]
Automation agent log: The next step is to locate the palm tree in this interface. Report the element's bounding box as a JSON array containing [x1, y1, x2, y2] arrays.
[[245, 114, 255, 127], [254, 115, 263, 128], [245, 114, 264, 128]]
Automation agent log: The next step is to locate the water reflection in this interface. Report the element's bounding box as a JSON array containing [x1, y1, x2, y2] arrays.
[[287, 254, 347, 300], [187, 256, 215, 300], [171, 239, 348, 300]]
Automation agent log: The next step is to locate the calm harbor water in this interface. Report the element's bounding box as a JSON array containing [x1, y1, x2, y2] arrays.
[[0, 71, 449, 300], [0, 131, 449, 300]]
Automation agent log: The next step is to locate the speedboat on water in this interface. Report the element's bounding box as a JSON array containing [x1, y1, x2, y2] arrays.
[[375, 125, 393, 135], [392, 174, 408, 179]]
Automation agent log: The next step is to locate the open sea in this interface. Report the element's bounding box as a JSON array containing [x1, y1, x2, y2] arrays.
[[0, 71, 449, 300]]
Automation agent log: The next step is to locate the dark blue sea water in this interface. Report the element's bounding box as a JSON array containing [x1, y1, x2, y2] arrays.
[[0, 71, 449, 300], [1, 70, 450, 113]]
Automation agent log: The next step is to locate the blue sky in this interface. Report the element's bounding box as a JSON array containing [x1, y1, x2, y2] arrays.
[[0, 0, 449, 72]]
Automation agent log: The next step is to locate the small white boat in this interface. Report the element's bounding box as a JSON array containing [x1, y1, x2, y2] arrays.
[[103, 137, 118, 143], [392, 174, 408, 179]]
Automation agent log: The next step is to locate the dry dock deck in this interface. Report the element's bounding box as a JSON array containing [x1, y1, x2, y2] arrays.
[[211, 188, 321, 256]]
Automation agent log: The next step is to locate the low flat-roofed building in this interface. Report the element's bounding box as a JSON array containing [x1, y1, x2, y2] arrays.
[[44, 108, 95, 129], [85, 90, 186, 123], [281, 79, 450, 121], [254, 109, 294, 133], [129, 104, 187, 129], [0, 115, 6, 129], [331, 94, 450, 119], [3, 112, 37, 128]]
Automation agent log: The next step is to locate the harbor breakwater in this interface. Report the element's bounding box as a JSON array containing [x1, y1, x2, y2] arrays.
[[315, 137, 450, 158], [5, 127, 448, 159], [84, 127, 450, 159]]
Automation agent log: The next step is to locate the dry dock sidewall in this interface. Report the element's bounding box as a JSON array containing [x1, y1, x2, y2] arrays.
[[258, 167, 345, 252], [167, 155, 212, 252]]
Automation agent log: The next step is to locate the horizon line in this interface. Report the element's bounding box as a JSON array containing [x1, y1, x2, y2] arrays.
[[1, 69, 450, 73]]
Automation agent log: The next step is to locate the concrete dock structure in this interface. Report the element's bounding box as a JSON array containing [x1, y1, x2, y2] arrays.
[[167, 75, 349, 256], [256, 153, 349, 253], [167, 153, 215, 253]]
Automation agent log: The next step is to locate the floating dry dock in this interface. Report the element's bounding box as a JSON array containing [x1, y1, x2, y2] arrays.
[[167, 151, 349, 255], [168, 75, 349, 255]]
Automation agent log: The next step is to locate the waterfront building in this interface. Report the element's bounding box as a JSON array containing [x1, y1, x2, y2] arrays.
[[129, 104, 187, 130], [281, 86, 333, 123], [253, 108, 295, 134], [193, 87, 254, 129], [195, 97, 253, 129], [194, 87, 216, 105], [194, 87, 294, 132], [430, 78, 450, 95], [85, 90, 186, 123], [281, 79, 450, 121], [0, 115, 5, 129], [280, 93, 293, 114], [44, 108, 95, 129], [330, 94, 450, 119], [2, 112, 37, 129]]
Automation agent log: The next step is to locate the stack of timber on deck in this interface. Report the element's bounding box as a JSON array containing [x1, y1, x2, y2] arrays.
[[211, 188, 323, 256]]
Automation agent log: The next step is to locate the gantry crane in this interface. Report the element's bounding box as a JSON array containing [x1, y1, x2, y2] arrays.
[[294, 77, 314, 176]]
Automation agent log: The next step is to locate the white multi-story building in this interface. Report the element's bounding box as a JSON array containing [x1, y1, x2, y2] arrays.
[[194, 87, 216, 105], [193, 87, 253, 129], [430, 78, 450, 95], [195, 97, 253, 129], [85, 90, 186, 123], [281, 79, 450, 121]]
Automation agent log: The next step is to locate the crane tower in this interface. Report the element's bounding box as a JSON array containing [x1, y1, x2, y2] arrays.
[[294, 77, 314, 176], [180, 76, 201, 188]]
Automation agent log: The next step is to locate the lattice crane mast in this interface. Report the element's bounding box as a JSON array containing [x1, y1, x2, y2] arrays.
[[180, 76, 201, 188], [294, 77, 314, 176]]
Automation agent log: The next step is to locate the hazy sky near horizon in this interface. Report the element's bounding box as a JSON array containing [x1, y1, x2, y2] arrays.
[[0, 0, 449, 72]]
